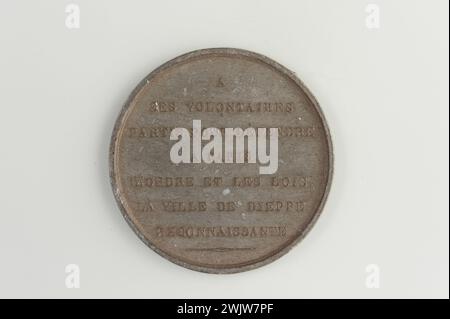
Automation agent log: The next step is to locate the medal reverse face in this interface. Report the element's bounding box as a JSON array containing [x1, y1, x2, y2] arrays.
[[110, 48, 333, 273]]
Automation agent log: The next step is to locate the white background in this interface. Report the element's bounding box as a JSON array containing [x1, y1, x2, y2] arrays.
[[0, 0, 448, 298]]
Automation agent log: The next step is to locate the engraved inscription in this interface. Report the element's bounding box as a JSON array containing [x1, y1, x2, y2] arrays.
[[156, 225, 287, 238], [126, 126, 316, 138]]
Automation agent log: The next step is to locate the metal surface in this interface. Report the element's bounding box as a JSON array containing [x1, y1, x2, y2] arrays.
[[110, 48, 333, 273]]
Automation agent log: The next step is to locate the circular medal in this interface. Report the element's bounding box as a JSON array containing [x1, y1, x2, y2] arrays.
[[110, 48, 333, 273]]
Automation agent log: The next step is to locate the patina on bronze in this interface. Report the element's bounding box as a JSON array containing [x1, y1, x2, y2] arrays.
[[110, 48, 333, 273]]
